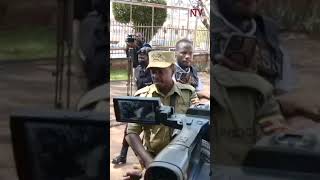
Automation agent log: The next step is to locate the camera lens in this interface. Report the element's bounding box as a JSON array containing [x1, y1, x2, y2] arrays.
[[145, 167, 178, 180]]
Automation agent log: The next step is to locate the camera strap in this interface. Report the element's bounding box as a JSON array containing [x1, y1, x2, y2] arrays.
[[170, 93, 177, 109], [170, 93, 178, 139]]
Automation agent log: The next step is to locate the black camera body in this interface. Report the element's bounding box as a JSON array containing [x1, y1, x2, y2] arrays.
[[126, 34, 135, 43], [113, 96, 210, 180]]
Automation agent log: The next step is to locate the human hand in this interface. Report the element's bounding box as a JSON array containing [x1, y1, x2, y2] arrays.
[[259, 116, 289, 135], [191, 97, 200, 105], [123, 169, 143, 180]]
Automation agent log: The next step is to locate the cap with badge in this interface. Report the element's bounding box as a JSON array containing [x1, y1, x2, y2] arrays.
[[147, 51, 175, 69], [137, 46, 152, 54]]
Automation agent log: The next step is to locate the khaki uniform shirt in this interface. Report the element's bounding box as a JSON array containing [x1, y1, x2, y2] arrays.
[[212, 65, 285, 166], [127, 82, 199, 156]]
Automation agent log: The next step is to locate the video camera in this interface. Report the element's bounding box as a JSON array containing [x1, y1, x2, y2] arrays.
[[113, 96, 211, 180], [126, 34, 136, 43]]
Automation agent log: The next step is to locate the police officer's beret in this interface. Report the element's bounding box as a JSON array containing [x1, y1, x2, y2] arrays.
[[147, 51, 175, 69]]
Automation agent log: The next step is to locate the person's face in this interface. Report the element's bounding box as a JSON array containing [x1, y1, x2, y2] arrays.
[[150, 67, 174, 90], [232, 0, 258, 19], [138, 53, 149, 66], [176, 42, 193, 68], [135, 33, 144, 45]]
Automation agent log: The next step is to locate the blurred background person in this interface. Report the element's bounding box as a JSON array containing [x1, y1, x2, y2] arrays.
[[112, 44, 153, 165], [174, 38, 209, 100], [134, 46, 153, 90]]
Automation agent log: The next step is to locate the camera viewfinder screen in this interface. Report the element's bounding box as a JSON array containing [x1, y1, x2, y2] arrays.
[[114, 97, 161, 124]]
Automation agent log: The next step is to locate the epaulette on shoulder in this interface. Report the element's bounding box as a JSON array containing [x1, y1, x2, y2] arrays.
[[176, 82, 195, 92], [134, 85, 151, 96]]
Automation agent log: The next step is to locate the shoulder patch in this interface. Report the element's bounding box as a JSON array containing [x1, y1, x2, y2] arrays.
[[134, 85, 151, 96], [176, 82, 195, 92]]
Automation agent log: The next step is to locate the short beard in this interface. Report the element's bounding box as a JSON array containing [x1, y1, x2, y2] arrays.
[[155, 80, 174, 95], [178, 60, 188, 70]]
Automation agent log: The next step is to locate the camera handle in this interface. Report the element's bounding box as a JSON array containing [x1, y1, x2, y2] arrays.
[[127, 48, 134, 96]]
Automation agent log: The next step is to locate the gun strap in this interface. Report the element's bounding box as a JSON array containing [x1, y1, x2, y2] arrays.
[[169, 93, 177, 139], [170, 93, 177, 109]]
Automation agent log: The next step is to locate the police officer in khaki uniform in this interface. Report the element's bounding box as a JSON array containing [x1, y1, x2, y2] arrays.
[[125, 51, 200, 170]]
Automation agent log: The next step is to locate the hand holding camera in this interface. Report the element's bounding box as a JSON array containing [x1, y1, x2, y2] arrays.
[[126, 34, 144, 48], [126, 34, 138, 48]]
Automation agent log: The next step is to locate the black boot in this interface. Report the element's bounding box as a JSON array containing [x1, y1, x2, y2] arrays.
[[112, 146, 128, 165]]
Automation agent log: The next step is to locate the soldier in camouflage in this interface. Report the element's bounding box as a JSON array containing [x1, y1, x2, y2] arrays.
[[212, 0, 320, 166], [212, 0, 320, 121], [211, 0, 290, 166]]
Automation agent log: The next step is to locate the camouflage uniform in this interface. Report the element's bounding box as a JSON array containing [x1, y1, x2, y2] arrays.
[[212, 64, 285, 166], [127, 51, 199, 156], [175, 63, 204, 92]]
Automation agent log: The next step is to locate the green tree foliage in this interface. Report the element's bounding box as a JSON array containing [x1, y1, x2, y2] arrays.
[[112, 0, 167, 42]]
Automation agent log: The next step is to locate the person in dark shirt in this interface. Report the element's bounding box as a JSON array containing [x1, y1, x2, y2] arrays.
[[125, 32, 150, 69], [134, 46, 153, 90], [79, 0, 108, 90], [174, 38, 209, 100], [112, 46, 153, 165]]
